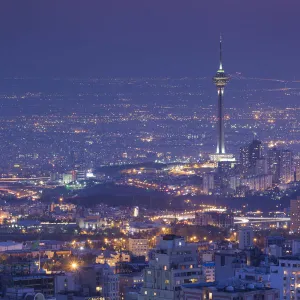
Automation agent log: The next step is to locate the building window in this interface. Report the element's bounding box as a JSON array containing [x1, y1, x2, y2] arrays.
[[221, 255, 225, 266]]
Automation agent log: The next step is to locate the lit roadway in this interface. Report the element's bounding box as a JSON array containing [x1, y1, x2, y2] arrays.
[[151, 210, 290, 224], [0, 177, 50, 182]]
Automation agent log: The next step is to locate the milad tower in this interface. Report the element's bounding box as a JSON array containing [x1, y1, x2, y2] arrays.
[[211, 35, 235, 162]]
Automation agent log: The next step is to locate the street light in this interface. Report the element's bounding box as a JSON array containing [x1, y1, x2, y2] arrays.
[[71, 262, 78, 270]]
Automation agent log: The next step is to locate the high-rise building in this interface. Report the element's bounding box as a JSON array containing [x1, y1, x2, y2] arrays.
[[238, 227, 254, 250], [294, 154, 300, 181], [138, 235, 203, 300], [290, 197, 300, 233], [211, 35, 234, 164], [240, 145, 250, 174], [248, 140, 263, 169], [202, 173, 214, 194], [254, 158, 268, 175], [241, 174, 273, 191], [280, 149, 293, 183], [239, 140, 263, 175], [217, 161, 237, 189], [267, 148, 293, 184], [267, 148, 281, 183]]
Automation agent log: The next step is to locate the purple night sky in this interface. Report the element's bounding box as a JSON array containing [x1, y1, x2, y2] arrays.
[[0, 0, 299, 79]]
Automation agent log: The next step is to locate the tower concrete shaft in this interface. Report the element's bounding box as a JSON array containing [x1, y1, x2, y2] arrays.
[[213, 34, 229, 154], [217, 87, 225, 154]]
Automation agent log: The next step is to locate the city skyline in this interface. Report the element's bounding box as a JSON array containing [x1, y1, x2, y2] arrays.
[[0, 3, 299, 300]]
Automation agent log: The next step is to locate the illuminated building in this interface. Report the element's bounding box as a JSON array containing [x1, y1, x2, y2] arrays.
[[270, 256, 300, 300], [62, 173, 73, 184], [133, 206, 139, 217], [254, 158, 268, 176], [96, 251, 130, 267], [139, 235, 203, 300], [240, 140, 264, 175], [294, 155, 300, 181], [280, 149, 293, 184], [202, 173, 214, 194], [56, 264, 119, 300], [77, 216, 108, 230], [202, 262, 215, 282], [76, 170, 86, 181], [267, 148, 281, 184], [229, 175, 241, 191], [268, 148, 293, 184], [128, 238, 149, 258], [240, 145, 250, 174], [0, 241, 23, 252], [0, 274, 55, 298], [248, 140, 263, 169], [182, 283, 278, 300], [238, 227, 254, 250], [218, 161, 236, 187], [240, 174, 273, 191], [195, 212, 234, 228], [290, 197, 300, 233], [195, 212, 213, 226]]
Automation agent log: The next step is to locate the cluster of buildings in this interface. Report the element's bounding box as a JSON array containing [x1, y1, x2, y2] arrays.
[[3, 225, 300, 300], [202, 139, 296, 196]]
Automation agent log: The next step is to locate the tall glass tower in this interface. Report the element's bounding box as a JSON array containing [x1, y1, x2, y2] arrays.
[[213, 35, 229, 154]]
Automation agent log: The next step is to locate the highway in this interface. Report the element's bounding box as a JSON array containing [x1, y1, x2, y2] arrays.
[[151, 210, 290, 224]]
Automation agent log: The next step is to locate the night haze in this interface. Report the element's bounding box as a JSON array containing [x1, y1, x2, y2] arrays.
[[0, 2, 299, 300], [0, 0, 299, 78]]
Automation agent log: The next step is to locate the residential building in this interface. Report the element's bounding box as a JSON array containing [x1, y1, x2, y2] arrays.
[[215, 250, 246, 282], [235, 266, 271, 287], [238, 227, 254, 250], [96, 251, 130, 267], [119, 272, 143, 300], [76, 216, 107, 230], [290, 198, 300, 233], [128, 239, 149, 258], [195, 212, 234, 228], [202, 262, 215, 282], [138, 234, 203, 300], [181, 281, 279, 300], [280, 150, 293, 184], [56, 264, 119, 300], [0, 241, 23, 252], [270, 256, 300, 300], [203, 173, 214, 194]]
